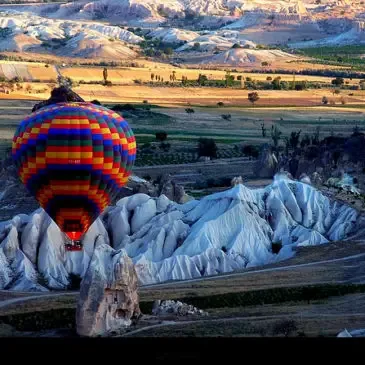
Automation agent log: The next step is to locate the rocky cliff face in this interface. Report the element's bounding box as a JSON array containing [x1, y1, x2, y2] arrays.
[[0, 173, 363, 291], [76, 244, 140, 337]]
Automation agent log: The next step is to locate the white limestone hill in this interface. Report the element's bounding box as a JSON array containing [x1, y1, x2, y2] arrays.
[[0, 10, 142, 59], [148, 28, 199, 44], [0, 33, 41, 53], [54, 31, 138, 59], [0, 174, 363, 291], [28, 0, 310, 22], [201, 48, 299, 66], [291, 21, 365, 48]]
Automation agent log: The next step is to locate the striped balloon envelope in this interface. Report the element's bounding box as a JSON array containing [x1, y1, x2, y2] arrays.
[[12, 102, 136, 246]]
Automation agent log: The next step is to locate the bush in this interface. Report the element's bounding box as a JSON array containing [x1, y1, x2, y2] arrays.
[[248, 91, 260, 105], [217, 102, 225, 107], [155, 132, 167, 141], [159, 142, 171, 152], [198, 138, 217, 158], [271, 241, 282, 254], [221, 114, 231, 121], [322, 96, 328, 105], [67, 273, 82, 290], [242, 145, 259, 158], [112, 103, 136, 111], [272, 320, 298, 337]]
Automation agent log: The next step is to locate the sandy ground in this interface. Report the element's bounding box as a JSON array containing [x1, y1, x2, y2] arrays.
[[3, 82, 363, 107], [61, 66, 360, 85]]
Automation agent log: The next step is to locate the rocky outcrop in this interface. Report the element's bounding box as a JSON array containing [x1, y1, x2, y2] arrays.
[[254, 144, 278, 178], [152, 300, 208, 317], [128, 174, 187, 204], [76, 244, 141, 337], [0, 174, 363, 290]]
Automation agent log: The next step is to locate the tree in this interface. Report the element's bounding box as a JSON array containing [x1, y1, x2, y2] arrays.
[[333, 88, 340, 95], [192, 42, 201, 51], [322, 96, 328, 105], [261, 61, 269, 67], [289, 130, 301, 149], [272, 76, 282, 90], [197, 74, 208, 86], [185, 108, 195, 114], [225, 71, 234, 87], [352, 125, 362, 136], [248, 92, 260, 105], [181, 75, 188, 85], [331, 77, 344, 87], [171, 70, 177, 82], [156, 132, 167, 141], [300, 134, 311, 148], [103, 67, 108, 85], [242, 145, 259, 158], [272, 320, 297, 337], [163, 47, 173, 55], [198, 138, 217, 158], [261, 123, 266, 137], [312, 126, 321, 145], [333, 150, 341, 165], [151, 73, 155, 81], [271, 125, 282, 149], [217, 102, 224, 107]]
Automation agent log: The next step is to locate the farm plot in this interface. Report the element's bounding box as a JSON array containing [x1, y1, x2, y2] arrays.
[[27, 65, 58, 81], [60, 65, 363, 86]]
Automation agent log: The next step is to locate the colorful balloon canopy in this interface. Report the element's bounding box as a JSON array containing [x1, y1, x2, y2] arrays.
[[12, 102, 136, 242]]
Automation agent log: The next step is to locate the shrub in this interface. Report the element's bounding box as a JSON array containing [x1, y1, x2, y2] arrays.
[[67, 273, 82, 290], [248, 91, 260, 105], [242, 145, 259, 158], [155, 132, 167, 141], [217, 102, 225, 107], [272, 320, 298, 337], [221, 114, 231, 121], [159, 142, 171, 152], [271, 241, 282, 254], [322, 96, 328, 105], [198, 138, 217, 158]]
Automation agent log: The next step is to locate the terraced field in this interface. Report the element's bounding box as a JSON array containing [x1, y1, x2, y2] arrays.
[[0, 62, 58, 81]]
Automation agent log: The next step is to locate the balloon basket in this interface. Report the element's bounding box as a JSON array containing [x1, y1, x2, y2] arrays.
[[65, 239, 83, 252]]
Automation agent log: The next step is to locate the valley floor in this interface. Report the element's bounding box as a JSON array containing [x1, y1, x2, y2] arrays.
[[1, 240, 365, 337]]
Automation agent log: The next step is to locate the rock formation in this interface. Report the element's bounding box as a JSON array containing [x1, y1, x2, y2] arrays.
[[254, 144, 278, 178], [76, 244, 141, 337], [152, 300, 208, 317], [0, 174, 364, 291]]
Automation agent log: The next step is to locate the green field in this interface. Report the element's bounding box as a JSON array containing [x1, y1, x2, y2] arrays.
[[299, 46, 365, 70], [0, 100, 364, 166]]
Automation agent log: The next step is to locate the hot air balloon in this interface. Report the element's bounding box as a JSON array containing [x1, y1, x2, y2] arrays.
[[12, 101, 136, 251]]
